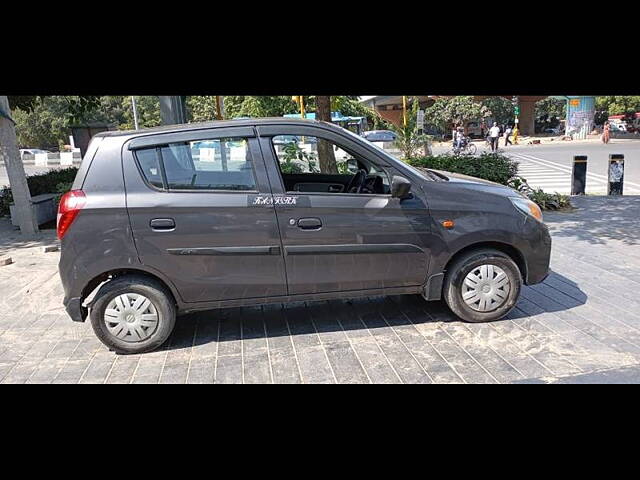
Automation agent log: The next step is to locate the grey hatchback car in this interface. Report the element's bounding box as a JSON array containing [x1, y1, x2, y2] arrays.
[[58, 118, 551, 354]]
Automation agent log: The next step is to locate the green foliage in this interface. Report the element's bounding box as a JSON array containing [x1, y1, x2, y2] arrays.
[[186, 96, 220, 122], [481, 97, 515, 125], [223, 96, 299, 118], [13, 97, 71, 149], [527, 188, 572, 211], [535, 98, 566, 121], [407, 153, 519, 186], [0, 167, 79, 216], [424, 96, 491, 131], [11, 96, 163, 149], [279, 142, 319, 174], [595, 96, 640, 124]]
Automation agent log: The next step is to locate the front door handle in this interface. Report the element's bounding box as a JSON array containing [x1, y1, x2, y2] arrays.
[[150, 218, 175, 231], [297, 218, 322, 230]]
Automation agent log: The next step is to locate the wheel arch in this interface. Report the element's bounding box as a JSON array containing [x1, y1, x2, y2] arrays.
[[445, 241, 527, 282], [82, 267, 181, 310]]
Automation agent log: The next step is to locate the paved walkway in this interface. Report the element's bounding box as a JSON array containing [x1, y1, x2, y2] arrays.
[[1, 196, 640, 383]]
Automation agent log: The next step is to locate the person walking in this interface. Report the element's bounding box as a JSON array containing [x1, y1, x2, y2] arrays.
[[602, 121, 611, 144], [488, 122, 500, 152], [504, 125, 513, 147]]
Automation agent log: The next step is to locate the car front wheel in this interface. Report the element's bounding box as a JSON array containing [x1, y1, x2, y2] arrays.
[[90, 275, 176, 354], [443, 249, 522, 323]]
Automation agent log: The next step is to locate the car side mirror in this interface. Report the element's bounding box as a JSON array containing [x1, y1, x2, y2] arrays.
[[391, 175, 412, 199], [346, 158, 359, 173]]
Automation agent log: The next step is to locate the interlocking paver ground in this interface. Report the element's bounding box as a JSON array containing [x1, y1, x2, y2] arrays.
[[1, 195, 640, 383]]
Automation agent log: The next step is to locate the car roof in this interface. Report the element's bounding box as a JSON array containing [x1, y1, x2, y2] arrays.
[[95, 117, 345, 141]]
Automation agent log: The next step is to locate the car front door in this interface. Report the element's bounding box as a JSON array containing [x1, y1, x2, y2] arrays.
[[123, 126, 287, 304], [257, 124, 432, 296]]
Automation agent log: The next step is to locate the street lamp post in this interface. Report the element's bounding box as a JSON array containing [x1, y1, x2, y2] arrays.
[[131, 96, 139, 130]]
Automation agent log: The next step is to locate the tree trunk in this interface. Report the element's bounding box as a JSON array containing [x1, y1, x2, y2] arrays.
[[0, 96, 38, 236], [315, 96, 338, 174]]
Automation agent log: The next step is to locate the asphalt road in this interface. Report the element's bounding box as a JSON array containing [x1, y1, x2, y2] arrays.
[[432, 139, 640, 195]]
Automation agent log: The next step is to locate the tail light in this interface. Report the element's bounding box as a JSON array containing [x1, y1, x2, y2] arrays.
[[57, 190, 86, 239]]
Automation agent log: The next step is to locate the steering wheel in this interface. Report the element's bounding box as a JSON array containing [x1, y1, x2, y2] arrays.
[[346, 169, 367, 193]]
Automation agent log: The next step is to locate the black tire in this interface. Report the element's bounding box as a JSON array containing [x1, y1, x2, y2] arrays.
[[443, 249, 521, 323], [89, 275, 176, 354], [466, 143, 477, 155]]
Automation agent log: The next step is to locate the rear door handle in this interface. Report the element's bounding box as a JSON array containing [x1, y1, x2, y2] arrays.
[[150, 218, 175, 231], [297, 218, 322, 230]]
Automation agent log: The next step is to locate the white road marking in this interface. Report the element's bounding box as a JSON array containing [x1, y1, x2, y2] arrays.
[[509, 152, 640, 195]]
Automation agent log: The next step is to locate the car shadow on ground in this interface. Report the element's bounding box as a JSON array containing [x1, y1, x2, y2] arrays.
[[163, 268, 588, 352], [544, 195, 640, 246]]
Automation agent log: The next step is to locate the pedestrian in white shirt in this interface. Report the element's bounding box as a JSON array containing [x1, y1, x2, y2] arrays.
[[489, 122, 500, 152]]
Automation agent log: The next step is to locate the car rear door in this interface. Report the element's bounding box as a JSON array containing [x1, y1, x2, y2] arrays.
[[123, 126, 287, 304], [257, 124, 432, 296]]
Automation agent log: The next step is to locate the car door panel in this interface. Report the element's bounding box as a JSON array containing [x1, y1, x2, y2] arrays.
[[123, 131, 287, 304], [276, 193, 431, 294]]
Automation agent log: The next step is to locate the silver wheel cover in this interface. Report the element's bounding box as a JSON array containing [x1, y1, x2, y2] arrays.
[[462, 264, 511, 312], [104, 293, 159, 343]]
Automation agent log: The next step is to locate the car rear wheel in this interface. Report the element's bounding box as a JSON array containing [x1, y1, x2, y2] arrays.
[[443, 249, 521, 323], [90, 275, 176, 354]]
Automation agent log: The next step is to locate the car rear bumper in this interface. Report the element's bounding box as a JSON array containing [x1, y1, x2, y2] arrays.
[[64, 296, 87, 323]]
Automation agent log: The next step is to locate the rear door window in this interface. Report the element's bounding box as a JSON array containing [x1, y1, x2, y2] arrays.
[[134, 137, 257, 191]]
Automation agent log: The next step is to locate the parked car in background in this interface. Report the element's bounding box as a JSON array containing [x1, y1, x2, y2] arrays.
[[19, 148, 50, 159], [58, 118, 551, 354], [362, 130, 397, 143], [543, 127, 563, 135], [610, 122, 627, 133]]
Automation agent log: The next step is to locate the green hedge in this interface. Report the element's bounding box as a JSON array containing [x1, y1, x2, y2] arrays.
[[0, 167, 78, 217], [407, 153, 519, 186]]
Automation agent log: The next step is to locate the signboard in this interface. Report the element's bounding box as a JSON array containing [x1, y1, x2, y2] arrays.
[[570, 99, 580, 107]]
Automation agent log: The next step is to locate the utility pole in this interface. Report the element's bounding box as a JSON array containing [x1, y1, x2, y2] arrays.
[[0, 96, 38, 236], [292, 96, 306, 118], [402, 96, 408, 127], [131, 96, 139, 130]]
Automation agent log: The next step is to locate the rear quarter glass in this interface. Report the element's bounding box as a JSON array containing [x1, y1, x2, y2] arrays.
[[72, 136, 105, 190]]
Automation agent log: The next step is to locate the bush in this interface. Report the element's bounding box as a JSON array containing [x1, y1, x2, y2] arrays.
[[0, 167, 78, 217], [527, 189, 572, 211], [407, 153, 519, 186]]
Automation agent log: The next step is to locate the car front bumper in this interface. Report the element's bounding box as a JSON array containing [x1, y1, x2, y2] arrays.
[[525, 222, 552, 285]]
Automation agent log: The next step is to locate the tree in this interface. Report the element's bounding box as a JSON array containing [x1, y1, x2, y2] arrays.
[[315, 96, 338, 174], [535, 98, 566, 128], [390, 97, 429, 160], [481, 97, 515, 125], [594, 96, 640, 124], [223, 96, 299, 118], [425, 96, 490, 133], [1, 96, 38, 235], [186, 96, 220, 122]]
